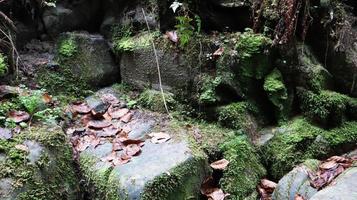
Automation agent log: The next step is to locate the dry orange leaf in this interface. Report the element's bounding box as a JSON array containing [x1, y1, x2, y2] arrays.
[[109, 107, 129, 119], [125, 144, 141, 157], [294, 194, 305, 200], [71, 102, 91, 114], [8, 111, 30, 123], [210, 159, 230, 170], [120, 112, 133, 123], [149, 132, 171, 144]]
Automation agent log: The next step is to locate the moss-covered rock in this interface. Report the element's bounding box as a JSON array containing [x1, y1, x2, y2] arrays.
[[297, 88, 350, 127], [217, 102, 258, 137], [38, 32, 119, 96], [264, 68, 291, 122], [262, 118, 357, 180], [0, 125, 79, 200], [220, 136, 266, 199]]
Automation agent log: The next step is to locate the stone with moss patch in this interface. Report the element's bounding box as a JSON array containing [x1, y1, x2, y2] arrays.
[[219, 135, 266, 199], [0, 125, 79, 200], [138, 89, 176, 113], [38, 32, 118, 96], [297, 88, 350, 127], [262, 118, 357, 180]]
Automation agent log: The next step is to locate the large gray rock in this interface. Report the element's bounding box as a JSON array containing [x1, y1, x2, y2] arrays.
[[272, 160, 319, 200], [78, 87, 209, 199], [58, 32, 119, 88], [119, 33, 200, 91]]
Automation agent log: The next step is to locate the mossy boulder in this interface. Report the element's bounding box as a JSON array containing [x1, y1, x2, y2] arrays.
[[219, 136, 266, 199], [38, 32, 119, 96], [217, 102, 258, 138], [118, 32, 202, 91], [0, 125, 79, 200], [264, 68, 292, 122], [297, 88, 350, 127], [262, 118, 357, 180]]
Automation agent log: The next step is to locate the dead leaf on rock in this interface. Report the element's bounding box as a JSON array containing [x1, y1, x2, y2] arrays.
[[260, 179, 277, 192], [0, 128, 12, 140], [15, 144, 29, 152], [125, 144, 141, 157], [76, 141, 90, 152], [101, 152, 117, 162], [109, 107, 129, 119], [101, 93, 120, 105], [97, 126, 120, 137], [8, 111, 30, 123], [42, 93, 52, 104], [149, 132, 171, 144], [71, 102, 91, 114], [166, 31, 178, 43], [120, 112, 133, 123], [0, 85, 21, 98], [210, 159, 229, 170], [319, 160, 338, 170], [294, 194, 306, 200], [207, 188, 229, 200], [213, 47, 224, 57], [88, 120, 111, 129]]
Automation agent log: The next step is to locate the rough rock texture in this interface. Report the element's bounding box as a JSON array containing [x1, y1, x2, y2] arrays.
[[119, 33, 200, 91], [310, 167, 357, 200], [272, 160, 319, 200], [0, 125, 79, 200], [78, 87, 209, 200]]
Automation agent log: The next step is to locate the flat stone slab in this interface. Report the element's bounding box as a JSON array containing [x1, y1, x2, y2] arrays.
[[77, 87, 208, 199]]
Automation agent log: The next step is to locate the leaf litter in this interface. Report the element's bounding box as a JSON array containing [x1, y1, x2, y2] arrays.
[[67, 93, 171, 167]]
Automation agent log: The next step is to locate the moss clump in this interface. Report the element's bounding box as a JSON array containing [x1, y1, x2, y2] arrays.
[[141, 157, 208, 200], [236, 28, 273, 79], [263, 118, 357, 179], [219, 136, 266, 199], [138, 89, 176, 113], [0, 126, 79, 199], [264, 68, 290, 122], [297, 89, 349, 127], [198, 75, 222, 104], [0, 53, 8, 76], [58, 38, 77, 58], [217, 102, 257, 132], [113, 32, 153, 53]]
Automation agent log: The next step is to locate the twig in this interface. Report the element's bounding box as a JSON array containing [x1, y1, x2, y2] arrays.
[[141, 8, 172, 118]]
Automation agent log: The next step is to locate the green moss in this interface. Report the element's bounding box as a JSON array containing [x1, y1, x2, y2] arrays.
[[217, 102, 256, 132], [219, 136, 266, 199], [236, 28, 273, 79], [263, 118, 357, 180], [264, 68, 290, 122], [297, 89, 349, 127], [19, 90, 46, 114], [0, 126, 78, 199], [79, 153, 120, 200], [0, 53, 8, 76], [198, 75, 222, 104], [138, 89, 176, 112], [141, 157, 208, 200], [58, 38, 77, 58], [113, 32, 153, 53]]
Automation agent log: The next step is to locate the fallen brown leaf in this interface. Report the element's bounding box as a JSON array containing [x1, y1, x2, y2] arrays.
[[109, 107, 129, 119], [294, 194, 306, 200], [15, 144, 29, 152], [149, 132, 171, 144], [42, 93, 52, 104], [319, 160, 338, 170], [207, 188, 229, 200], [213, 47, 224, 57], [120, 112, 133, 123], [71, 102, 91, 114], [88, 120, 111, 129], [101, 93, 120, 105], [166, 31, 178, 43], [8, 111, 30, 123], [260, 179, 277, 191], [210, 159, 230, 170], [125, 144, 141, 157]]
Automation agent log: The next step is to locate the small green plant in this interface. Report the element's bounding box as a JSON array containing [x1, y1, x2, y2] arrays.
[[175, 16, 195, 47], [198, 75, 222, 104], [19, 90, 45, 114], [0, 53, 8, 76], [59, 38, 77, 58], [34, 107, 62, 124]]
